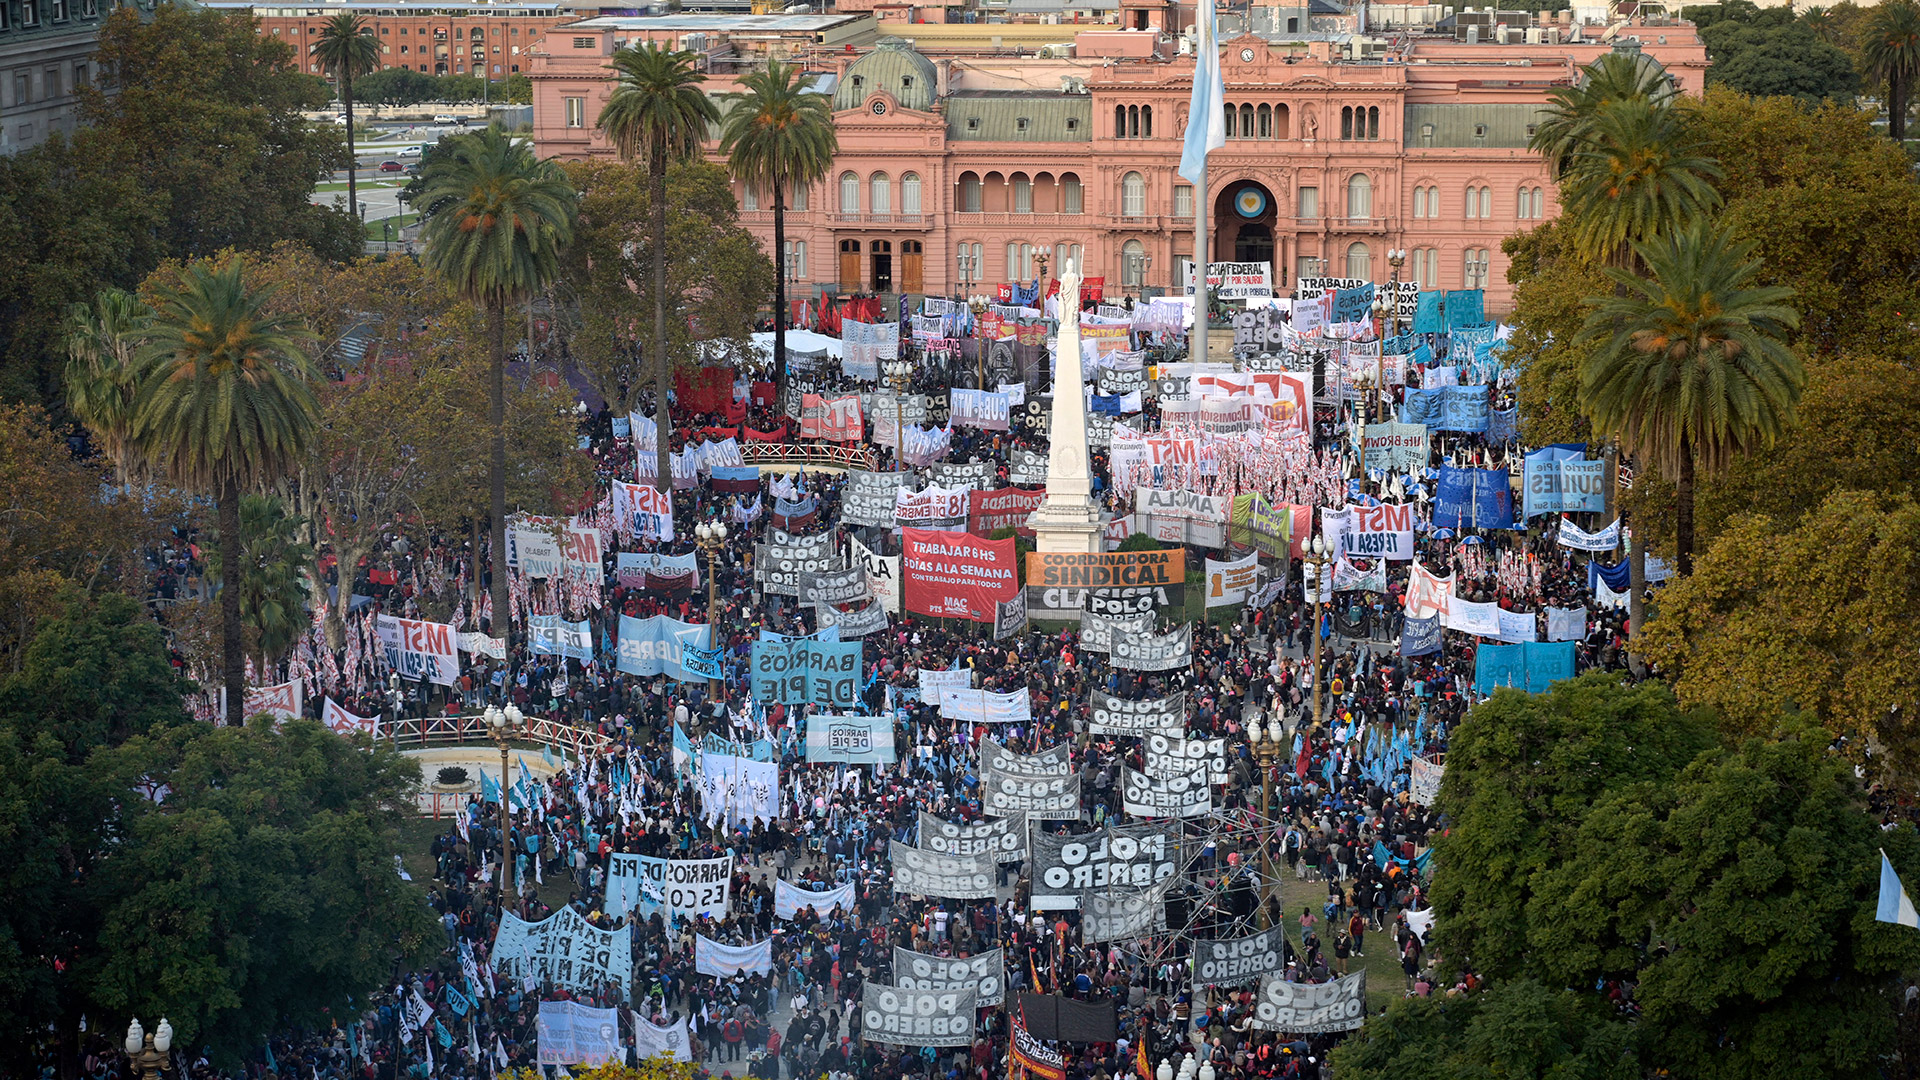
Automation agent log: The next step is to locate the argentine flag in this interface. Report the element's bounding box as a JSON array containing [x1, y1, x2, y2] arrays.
[[1879, 850, 1919, 928], [1178, 0, 1226, 184]]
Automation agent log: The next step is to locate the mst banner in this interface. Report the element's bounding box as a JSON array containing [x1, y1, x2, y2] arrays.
[[982, 768, 1080, 820], [1029, 825, 1181, 910], [1194, 927, 1289, 986], [918, 811, 1028, 861], [1089, 690, 1185, 735], [1024, 549, 1186, 620], [376, 615, 460, 686], [889, 841, 997, 899], [861, 984, 978, 1047], [749, 638, 861, 706], [894, 947, 1005, 1007], [1253, 971, 1367, 1033], [902, 528, 1019, 622]]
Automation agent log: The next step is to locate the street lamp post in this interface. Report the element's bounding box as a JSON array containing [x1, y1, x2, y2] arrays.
[[1301, 535, 1332, 732], [883, 358, 913, 463], [124, 1019, 173, 1080], [484, 703, 526, 897], [968, 295, 989, 389], [1246, 711, 1286, 928], [693, 521, 730, 705]]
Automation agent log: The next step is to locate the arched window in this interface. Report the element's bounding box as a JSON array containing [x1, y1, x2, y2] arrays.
[[959, 173, 982, 213], [1122, 239, 1147, 288], [1116, 104, 1127, 138], [1054, 242, 1084, 276], [1121, 171, 1146, 217], [1480, 187, 1492, 218], [1240, 103, 1255, 139], [790, 183, 808, 212], [1258, 104, 1271, 138], [1128, 105, 1139, 138], [1464, 185, 1480, 219], [1141, 105, 1152, 137], [1061, 174, 1083, 214], [901, 173, 921, 215], [870, 172, 890, 215], [1367, 106, 1379, 140], [742, 183, 758, 212], [1345, 241, 1371, 280], [1341, 106, 1353, 140], [1533, 187, 1546, 218], [1223, 102, 1236, 139], [1412, 186, 1426, 219], [1425, 187, 1439, 218], [1013, 175, 1033, 214], [1346, 173, 1372, 220], [839, 171, 859, 214]]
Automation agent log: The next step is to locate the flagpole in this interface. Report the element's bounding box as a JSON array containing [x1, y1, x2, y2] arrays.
[[1192, 0, 1211, 371]]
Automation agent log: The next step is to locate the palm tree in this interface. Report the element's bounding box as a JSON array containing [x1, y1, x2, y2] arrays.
[[1529, 49, 1678, 178], [1865, 0, 1920, 140], [127, 261, 320, 727], [315, 12, 381, 224], [206, 494, 317, 673], [720, 59, 837, 415], [64, 287, 152, 485], [1555, 97, 1723, 268], [1578, 219, 1804, 575], [417, 125, 577, 638], [597, 44, 718, 493]]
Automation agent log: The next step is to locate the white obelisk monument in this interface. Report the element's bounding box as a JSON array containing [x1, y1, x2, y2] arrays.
[[1027, 260, 1104, 554]]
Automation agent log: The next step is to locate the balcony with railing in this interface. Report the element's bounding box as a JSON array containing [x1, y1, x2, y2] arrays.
[[825, 212, 932, 229], [951, 212, 1084, 228]]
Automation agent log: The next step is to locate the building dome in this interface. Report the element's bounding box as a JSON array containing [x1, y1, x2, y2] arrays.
[[833, 39, 938, 112]]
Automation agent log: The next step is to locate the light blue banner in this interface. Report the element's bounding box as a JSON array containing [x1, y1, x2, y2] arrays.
[[1522, 445, 1605, 519], [616, 615, 712, 682], [750, 638, 862, 707], [529, 615, 593, 661], [1473, 641, 1576, 695]]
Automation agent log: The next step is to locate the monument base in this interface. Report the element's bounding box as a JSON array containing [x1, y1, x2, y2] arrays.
[[1028, 504, 1104, 554]]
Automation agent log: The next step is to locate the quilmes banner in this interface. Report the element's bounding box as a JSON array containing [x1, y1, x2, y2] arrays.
[[902, 528, 1019, 623], [375, 615, 460, 686], [860, 983, 978, 1047], [1121, 763, 1211, 818], [492, 906, 632, 993], [804, 714, 896, 764], [981, 737, 1071, 777], [842, 471, 910, 528], [1024, 550, 1186, 620], [982, 768, 1081, 821], [1253, 971, 1367, 1033], [1078, 612, 1152, 654], [528, 615, 593, 662], [1029, 824, 1181, 910], [754, 532, 837, 596], [773, 878, 856, 920], [941, 687, 1032, 725], [1522, 444, 1606, 519], [749, 638, 861, 707], [1204, 552, 1261, 609], [1194, 927, 1288, 987], [1089, 690, 1185, 736], [535, 1001, 621, 1067], [894, 484, 972, 532], [1321, 502, 1416, 561], [615, 615, 712, 682], [1112, 624, 1193, 672], [694, 935, 775, 977], [1144, 733, 1229, 784], [1082, 879, 1172, 942], [894, 947, 1005, 1007], [918, 811, 1028, 861], [889, 841, 997, 899]]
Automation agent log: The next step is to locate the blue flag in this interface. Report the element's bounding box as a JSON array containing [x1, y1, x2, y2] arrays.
[[1178, 1, 1225, 184]]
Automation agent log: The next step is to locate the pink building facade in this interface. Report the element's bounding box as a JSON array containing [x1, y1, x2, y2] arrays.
[[529, 20, 1708, 311]]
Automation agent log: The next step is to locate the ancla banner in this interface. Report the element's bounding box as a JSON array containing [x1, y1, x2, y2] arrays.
[[902, 528, 1019, 622]]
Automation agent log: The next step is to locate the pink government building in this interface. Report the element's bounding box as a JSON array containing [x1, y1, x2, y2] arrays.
[[527, 6, 1707, 311]]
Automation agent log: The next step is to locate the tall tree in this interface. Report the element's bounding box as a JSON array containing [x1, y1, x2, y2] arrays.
[[1577, 219, 1803, 573], [1529, 48, 1680, 178], [62, 288, 152, 485], [127, 261, 320, 728], [314, 12, 380, 225], [1556, 97, 1724, 267], [1863, 0, 1920, 139], [720, 59, 838, 414], [596, 45, 718, 493], [416, 126, 576, 639]]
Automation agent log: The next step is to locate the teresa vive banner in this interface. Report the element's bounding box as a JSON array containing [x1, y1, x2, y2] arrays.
[[902, 528, 1019, 622]]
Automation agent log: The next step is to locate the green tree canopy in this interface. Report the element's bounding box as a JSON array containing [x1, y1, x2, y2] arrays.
[[1330, 979, 1639, 1080]]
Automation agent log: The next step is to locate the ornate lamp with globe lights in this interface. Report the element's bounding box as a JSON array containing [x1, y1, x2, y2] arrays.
[[693, 521, 730, 703], [1246, 710, 1288, 927], [1301, 535, 1333, 730], [124, 1018, 173, 1080], [484, 702, 526, 894]]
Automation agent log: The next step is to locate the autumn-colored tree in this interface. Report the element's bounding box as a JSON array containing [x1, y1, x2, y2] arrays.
[[1638, 490, 1920, 774], [498, 1057, 701, 1080]]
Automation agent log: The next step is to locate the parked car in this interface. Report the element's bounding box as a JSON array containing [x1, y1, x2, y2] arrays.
[[379, 160, 404, 172], [397, 145, 424, 158], [433, 114, 459, 124]]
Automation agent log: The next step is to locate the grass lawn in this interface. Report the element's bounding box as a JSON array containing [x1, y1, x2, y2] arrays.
[[318, 179, 402, 193], [366, 211, 422, 240], [1272, 865, 1411, 1013]]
